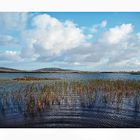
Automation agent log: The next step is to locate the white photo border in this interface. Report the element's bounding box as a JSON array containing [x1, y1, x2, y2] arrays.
[[0, 0, 140, 140]]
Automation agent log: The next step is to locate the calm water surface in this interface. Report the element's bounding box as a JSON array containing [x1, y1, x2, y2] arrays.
[[0, 72, 140, 80]]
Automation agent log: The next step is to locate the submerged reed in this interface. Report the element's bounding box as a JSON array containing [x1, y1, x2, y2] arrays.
[[0, 79, 140, 116]]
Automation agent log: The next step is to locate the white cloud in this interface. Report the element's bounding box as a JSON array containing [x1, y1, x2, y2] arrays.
[[19, 20, 140, 71], [90, 20, 107, 33], [32, 14, 62, 29], [55, 23, 140, 71], [0, 51, 21, 61], [91, 25, 98, 33], [101, 20, 107, 28], [99, 24, 133, 45], [21, 14, 90, 61]]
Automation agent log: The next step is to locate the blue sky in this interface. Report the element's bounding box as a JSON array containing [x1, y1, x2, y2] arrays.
[[0, 12, 140, 71]]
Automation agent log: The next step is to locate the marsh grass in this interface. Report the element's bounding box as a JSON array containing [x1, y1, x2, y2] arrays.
[[0, 79, 140, 117], [14, 77, 61, 81]]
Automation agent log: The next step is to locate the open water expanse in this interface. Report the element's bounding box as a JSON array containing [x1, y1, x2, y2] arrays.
[[0, 72, 140, 80]]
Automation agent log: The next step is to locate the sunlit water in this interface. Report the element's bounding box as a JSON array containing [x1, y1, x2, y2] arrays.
[[0, 73, 140, 128], [1, 72, 140, 80]]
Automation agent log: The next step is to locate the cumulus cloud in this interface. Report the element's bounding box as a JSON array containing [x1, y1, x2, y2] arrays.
[[14, 16, 140, 70], [54, 23, 140, 71], [21, 14, 90, 61], [99, 24, 133, 45]]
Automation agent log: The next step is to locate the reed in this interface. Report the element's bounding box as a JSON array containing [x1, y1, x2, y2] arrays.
[[0, 79, 140, 116], [14, 77, 61, 81]]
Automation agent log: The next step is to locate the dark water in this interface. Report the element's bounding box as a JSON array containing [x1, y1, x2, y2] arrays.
[[0, 72, 140, 80], [0, 73, 140, 128]]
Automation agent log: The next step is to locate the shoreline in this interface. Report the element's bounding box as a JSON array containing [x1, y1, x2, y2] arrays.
[[0, 71, 140, 75]]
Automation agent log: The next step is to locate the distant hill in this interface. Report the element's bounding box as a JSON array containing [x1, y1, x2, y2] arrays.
[[1, 67, 140, 74], [33, 67, 74, 72], [0, 67, 22, 72], [0, 67, 80, 73]]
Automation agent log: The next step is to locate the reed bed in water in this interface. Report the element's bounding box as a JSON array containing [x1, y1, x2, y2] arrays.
[[14, 77, 61, 81], [0, 79, 140, 116]]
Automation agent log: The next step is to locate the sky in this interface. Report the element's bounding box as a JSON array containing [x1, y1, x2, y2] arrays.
[[0, 12, 140, 71]]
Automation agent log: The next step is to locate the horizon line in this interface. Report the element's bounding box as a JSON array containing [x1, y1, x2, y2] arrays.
[[0, 66, 140, 73]]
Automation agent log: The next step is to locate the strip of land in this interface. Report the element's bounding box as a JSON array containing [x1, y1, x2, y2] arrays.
[[0, 67, 140, 74]]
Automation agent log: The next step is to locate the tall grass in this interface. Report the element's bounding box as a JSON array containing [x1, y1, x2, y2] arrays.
[[0, 79, 140, 117]]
